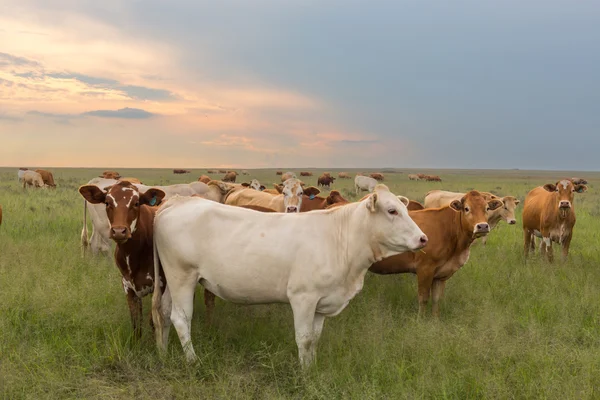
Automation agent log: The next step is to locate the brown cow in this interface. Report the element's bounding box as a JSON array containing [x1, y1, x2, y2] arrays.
[[370, 173, 384, 181], [219, 169, 227, 174], [198, 175, 211, 184], [275, 170, 283, 175], [101, 170, 121, 179], [35, 169, 56, 188], [370, 191, 503, 316], [78, 181, 167, 339], [119, 177, 143, 184], [300, 171, 313, 177], [223, 171, 238, 182], [425, 175, 442, 182], [522, 180, 587, 262], [317, 174, 335, 189], [173, 169, 191, 174], [338, 172, 351, 179], [207, 170, 217, 174], [300, 190, 349, 212]]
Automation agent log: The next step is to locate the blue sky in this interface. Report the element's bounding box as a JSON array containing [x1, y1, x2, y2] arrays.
[[1, 0, 599, 169]]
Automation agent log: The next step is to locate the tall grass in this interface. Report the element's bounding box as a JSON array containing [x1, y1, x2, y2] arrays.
[[1, 168, 600, 399]]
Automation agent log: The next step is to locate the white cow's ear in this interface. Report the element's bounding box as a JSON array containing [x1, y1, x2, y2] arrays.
[[365, 193, 378, 212], [397, 195, 409, 207]]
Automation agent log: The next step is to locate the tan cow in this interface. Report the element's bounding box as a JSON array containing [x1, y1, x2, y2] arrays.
[[35, 169, 56, 188], [101, 170, 121, 179], [425, 190, 520, 244], [198, 175, 211, 184], [522, 180, 587, 262], [223, 171, 238, 182], [408, 174, 420, 181], [226, 178, 318, 213], [281, 171, 296, 181], [22, 170, 46, 189], [338, 172, 351, 179], [370, 191, 503, 316]]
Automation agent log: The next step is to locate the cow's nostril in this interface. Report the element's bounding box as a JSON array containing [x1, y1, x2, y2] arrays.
[[419, 235, 428, 245]]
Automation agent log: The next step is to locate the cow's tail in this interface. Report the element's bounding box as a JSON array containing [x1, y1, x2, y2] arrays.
[[80, 200, 89, 254], [151, 233, 165, 353]]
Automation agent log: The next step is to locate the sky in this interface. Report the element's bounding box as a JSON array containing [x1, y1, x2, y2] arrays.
[[1, 0, 599, 170]]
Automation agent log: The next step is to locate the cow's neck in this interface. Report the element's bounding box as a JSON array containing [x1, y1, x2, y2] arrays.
[[454, 209, 476, 250]]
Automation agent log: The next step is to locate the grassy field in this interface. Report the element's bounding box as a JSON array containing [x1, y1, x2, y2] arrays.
[[1, 167, 600, 399]]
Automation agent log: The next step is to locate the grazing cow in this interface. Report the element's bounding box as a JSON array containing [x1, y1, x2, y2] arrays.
[[22, 171, 46, 189], [81, 179, 231, 255], [151, 185, 428, 367], [219, 169, 227, 174], [102, 170, 121, 179], [300, 190, 349, 212], [240, 179, 265, 191], [407, 200, 425, 211], [17, 167, 28, 182], [79, 181, 166, 339], [173, 169, 191, 174], [522, 180, 587, 262], [241, 170, 249, 175], [370, 173, 384, 181], [570, 177, 588, 185], [226, 178, 316, 213], [317, 174, 335, 189], [425, 175, 442, 182], [338, 172, 351, 179], [300, 171, 313, 177], [408, 174, 420, 181], [355, 175, 378, 195], [282, 171, 296, 182], [223, 171, 238, 182], [370, 191, 503, 316], [119, 177, 143, 184], [207, 170, 217, 174], [198, 175, 211, 184], [424, 190, 520, 244], [276, 170, 283, 175], [35, 169, 56, 188], [417, 173, 427, 179]]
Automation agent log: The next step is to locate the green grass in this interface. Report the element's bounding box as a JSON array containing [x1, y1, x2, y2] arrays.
[[1, 167, 600, 399]]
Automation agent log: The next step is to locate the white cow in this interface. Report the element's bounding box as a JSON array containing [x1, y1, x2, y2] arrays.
[[17, 168, 28, 182], [22, 170, 47, 189], [151, 185, 428, 368], [80, 179, 235, 255], [354, 175, 378, 195]]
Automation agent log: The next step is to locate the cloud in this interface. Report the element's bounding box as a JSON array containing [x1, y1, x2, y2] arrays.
[[0, 52, 40, 67], [27, 107, 156, 120]]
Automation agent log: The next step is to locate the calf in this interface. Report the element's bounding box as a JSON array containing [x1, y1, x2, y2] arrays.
[[370, 191, 503, 316], [79, 181, 166, 339], [522, 180, 587, 262]]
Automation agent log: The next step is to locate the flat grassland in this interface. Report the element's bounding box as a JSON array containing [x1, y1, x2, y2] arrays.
[[1, 167, 600, 399]]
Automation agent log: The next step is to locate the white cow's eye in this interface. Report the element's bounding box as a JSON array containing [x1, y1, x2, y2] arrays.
[[388, 209, 398, 216]]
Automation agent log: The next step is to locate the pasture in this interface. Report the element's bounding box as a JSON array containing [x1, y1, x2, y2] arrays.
[[1, 167, 600, 399]]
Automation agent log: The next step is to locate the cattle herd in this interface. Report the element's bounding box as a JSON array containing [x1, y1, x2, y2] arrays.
[[4, 167, 590, 368]]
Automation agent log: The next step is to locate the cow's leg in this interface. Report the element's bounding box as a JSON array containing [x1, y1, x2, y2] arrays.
[[203, 289, 216, 325], [126, 290, 143, 340], [290, 296, 319, 369], [169, 277, 198, 362], [417, 270, 434, 316], [310, 313, 326, 361], [431, 279, 446, 318], [542, 236, 554, 263], [523, 229, 532, 258], [561, 234, 573, 260], [156, 285, 172, 352]]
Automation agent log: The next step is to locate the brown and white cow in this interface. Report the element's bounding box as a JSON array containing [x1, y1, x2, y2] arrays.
[[35, 169, 56, 188], [226, 178, 317, 213], [522, 180, 587, 262], [370, 173, 384, 181], [101, 170, 121, 179], [370, 191, 503, 316], [300, 190, 349, 212], [223, 171, 237, 182], [317, 174, 335, 189], [79, 181, 166, 339]]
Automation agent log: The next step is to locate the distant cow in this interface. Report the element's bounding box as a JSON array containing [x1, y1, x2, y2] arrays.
[[523, 180, 587, 262], [338, 172, 351, 179], [275, 171, 283, 175], [370, 191, 503, 316], [226, 178, 317, 213], [101, 171, 121, 179], [570, 177, 588, 185], [355, 175, 378, 195], [173, 169, 191, 174], [417, 173, 427, 180], [317, 174, 335, 189], [198, 175, 211, 184], [223, 171, 238, 182], [22, 171, 46, 189], [240, 179, 265, 191], [241, 170, 249, 176], [119, 177, 143, 184], [207, 170, 217, 174], [219, 169, 227, 174], [300, 171, 313, 177], [18, 167, 28, 182], [35, 169, 56, 188], [408, 174, 420, 181], [370, 173, 384, 181], [282, 171, 296, 181], [425, 175, 442, 182]]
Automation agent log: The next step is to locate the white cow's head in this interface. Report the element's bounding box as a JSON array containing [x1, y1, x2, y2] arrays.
[[274, 178, 317, 213], [365, 184, 428, 256]]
